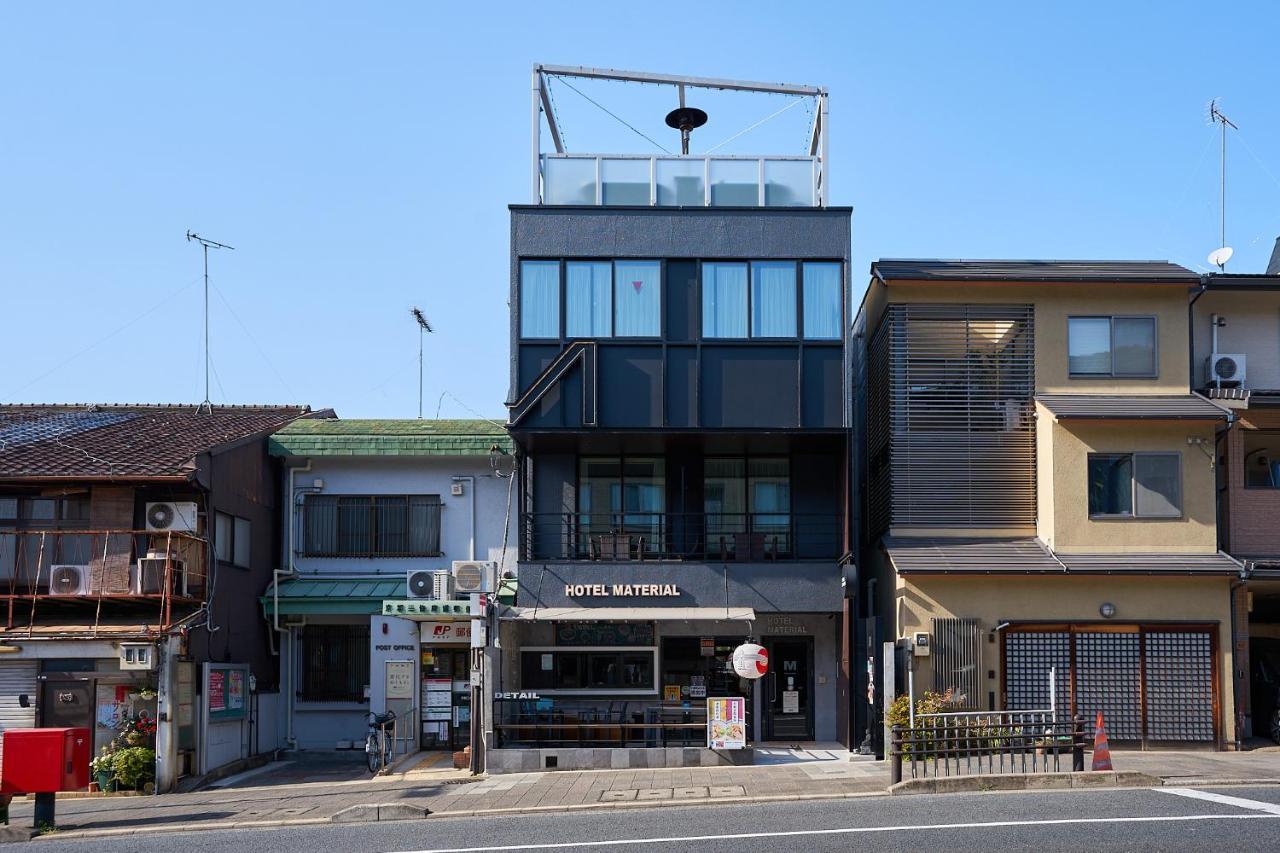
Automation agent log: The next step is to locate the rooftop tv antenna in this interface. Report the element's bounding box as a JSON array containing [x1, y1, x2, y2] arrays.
[[410, 307, 434, 418], [186, 231, 235, 412], [665, 85, 708, 155], [1208, 99, 1238, 270]]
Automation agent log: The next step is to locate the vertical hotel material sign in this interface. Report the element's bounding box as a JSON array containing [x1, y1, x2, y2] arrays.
[[706, 697, 746, 749]]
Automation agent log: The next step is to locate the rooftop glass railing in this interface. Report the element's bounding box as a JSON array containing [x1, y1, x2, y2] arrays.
[[540, 155, 819, 208]]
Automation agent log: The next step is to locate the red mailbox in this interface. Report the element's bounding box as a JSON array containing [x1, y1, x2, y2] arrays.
[[1, 728, 91, 794]]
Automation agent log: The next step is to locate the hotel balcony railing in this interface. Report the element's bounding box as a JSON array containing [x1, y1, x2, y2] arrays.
[[539, 154, 820, 207], [0, 529, 208, 629], [520, 511, 840, 563]]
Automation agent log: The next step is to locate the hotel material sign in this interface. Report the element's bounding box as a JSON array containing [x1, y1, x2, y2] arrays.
[[564, 584, 680, 598]]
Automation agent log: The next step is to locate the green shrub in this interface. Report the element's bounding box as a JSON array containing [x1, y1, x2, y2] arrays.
[[111, 747, 156, 790]]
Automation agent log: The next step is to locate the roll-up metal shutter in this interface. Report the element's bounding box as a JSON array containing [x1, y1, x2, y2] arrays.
[[0, 661, 38, 761]]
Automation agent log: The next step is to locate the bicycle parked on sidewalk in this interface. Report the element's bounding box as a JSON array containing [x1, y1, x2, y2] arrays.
[[366, 709, 397, 774]]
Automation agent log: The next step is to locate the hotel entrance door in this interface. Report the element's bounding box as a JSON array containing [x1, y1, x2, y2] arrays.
[[763, 638, 814, 741]]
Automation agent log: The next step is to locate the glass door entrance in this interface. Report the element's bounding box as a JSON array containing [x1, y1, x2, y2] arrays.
[[764, 638, 814, 741], [420, 647, 470, 750]]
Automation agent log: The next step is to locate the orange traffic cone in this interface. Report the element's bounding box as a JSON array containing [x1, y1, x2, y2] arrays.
[[1091, 711, 1113, 771]]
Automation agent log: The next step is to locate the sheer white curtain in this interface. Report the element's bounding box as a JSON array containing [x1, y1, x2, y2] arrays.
[[520, 261, 559, 338], [702, 262, 747, 338], [751, 261, 797, 337], [614, 261, 660, 336], [566, 262, 612, 337], [802, 263, 842, 339]]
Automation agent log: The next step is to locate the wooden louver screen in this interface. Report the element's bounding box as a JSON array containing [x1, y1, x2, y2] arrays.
[[880, 303, 1036, 528]]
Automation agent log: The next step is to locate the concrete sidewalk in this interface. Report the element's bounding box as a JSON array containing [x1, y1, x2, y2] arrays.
[[9, 747, 1280, 841]]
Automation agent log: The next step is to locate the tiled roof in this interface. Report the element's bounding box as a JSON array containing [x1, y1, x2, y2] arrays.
[[1035, 395, 1229, 421], [269, 418, 512, 457], [871, 259, 1198, 283], [0, 404, 313, 480]]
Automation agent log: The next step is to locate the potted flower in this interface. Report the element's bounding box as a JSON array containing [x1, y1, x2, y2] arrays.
[[90, 748, 116, 793]]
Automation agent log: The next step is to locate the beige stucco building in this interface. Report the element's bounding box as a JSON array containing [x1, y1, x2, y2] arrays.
[[856, 260, 1240, 748]]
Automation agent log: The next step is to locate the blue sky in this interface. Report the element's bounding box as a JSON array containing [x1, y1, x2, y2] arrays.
[[2, 2, 1277, 417]]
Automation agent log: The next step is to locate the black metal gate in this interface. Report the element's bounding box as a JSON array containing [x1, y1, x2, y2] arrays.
[[1002, 624, 1218, 746]]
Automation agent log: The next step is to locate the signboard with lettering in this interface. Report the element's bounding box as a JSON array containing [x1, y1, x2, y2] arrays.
[[385, 660, 414, 700], [420, 621, 472, 644], [555, 622, 655, 646], [706, 697, 746, 749], [205, 663, 249, 721], [564, 583, 680, 598]]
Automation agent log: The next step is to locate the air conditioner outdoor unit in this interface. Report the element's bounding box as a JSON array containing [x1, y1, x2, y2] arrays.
[[1207, 354, 1246, 386], [145, 501, 199, 532], [132, 556, 187, 596], [452, 561, 496, 594], [49, 565, 91, 596]]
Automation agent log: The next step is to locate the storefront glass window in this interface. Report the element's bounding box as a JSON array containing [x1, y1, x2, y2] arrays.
[[578, 457, 665, 556]]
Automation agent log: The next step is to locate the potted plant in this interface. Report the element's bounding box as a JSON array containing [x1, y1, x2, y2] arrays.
[[110, 747, 156, 792], [90, 748, 116, 793]]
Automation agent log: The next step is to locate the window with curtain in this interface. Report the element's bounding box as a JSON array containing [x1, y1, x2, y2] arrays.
[[520, 260, 560, 338], [578, 457, 664, 553], [703, 457, 791, 553], [751, 261, 797, 337], [565, 261, 612, 337], [613, 261, 661, 336], [1087, 453, 1181, 518], [802, 263, 842, 339], [303, 495, 441, 556], [704, 459, 747, 538], [749, 458, 791, 532], [1068, 316, 1157, 377], [702, 262, 748, 338]]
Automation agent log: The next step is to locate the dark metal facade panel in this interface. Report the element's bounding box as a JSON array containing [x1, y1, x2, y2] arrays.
[[1035, 394, 1229, 421], [869, 304, 1037, 530], [871, 259, 1198, 283]]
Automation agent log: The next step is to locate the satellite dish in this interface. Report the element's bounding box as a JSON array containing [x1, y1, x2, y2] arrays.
[[1208, 246, 1234, 268], [665, 106, 707, 155]]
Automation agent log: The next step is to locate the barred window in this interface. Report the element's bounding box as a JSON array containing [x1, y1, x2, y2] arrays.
[[299, 624, 369, 703], [302, 495, 441, 557]]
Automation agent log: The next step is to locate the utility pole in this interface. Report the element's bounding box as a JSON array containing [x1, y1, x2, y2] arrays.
[[410, 307, 433, 418], [186, 232, 235, 411], [1209, 100, 1238, 270]]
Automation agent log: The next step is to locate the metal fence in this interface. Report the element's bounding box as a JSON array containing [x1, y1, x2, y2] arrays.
[[890, 711, 1086, 784]]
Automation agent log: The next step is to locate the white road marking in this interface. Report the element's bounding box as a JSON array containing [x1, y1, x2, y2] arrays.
[[400, 812, 1280, 852], [1158, 787, 1280, 815]]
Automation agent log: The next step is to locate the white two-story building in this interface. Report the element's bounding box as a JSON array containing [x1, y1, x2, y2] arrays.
[[261, 419, 516, 754]]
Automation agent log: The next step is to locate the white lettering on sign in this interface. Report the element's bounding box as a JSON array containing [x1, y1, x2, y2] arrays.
[[495, 691, 541, 700], [564, 583, 680, 598]]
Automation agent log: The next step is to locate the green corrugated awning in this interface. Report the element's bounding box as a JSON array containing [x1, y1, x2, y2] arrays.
[[269, 418, 512, 458], [261, 577, 407, 617]]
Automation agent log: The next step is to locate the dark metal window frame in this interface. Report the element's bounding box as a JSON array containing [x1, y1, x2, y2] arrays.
[[1086, 451, 1183, 519], [298, 624, 370, 703], [520, 258, 666, 342], [301, 494, 443, 558], [1067, 315, 1159, 379], [699, 259, 843, 342]]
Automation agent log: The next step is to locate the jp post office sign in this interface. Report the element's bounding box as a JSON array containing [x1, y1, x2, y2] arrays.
[[420, 621, 473, 644]]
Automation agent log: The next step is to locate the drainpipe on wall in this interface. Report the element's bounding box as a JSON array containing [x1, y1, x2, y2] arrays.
[[277, 458, 311, 751]]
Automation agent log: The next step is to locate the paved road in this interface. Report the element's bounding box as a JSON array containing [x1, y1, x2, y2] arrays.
[[21, 784, 1280, 852]]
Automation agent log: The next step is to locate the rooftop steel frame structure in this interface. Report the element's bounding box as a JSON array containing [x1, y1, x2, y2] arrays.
[[530, 64, 829, 206]]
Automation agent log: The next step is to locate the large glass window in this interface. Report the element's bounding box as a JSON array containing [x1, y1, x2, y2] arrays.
[[578, 457, 664, 555], [565, 262, 612, 337], [802, 263, 842, 339], [613, 261, 661, 336], [751, 261, 797, 337], [1068, 316, 1157, 377], [520, 648, 656, 692], [1088, 453, 1181, 518], [703, 457, 791, 555], [702, 262, 748, 338], [520, 261, 560, 338], [303, 495, 441, 556]]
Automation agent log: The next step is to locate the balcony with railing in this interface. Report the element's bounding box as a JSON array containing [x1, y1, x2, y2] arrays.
[[0, 529, 208, 629], [540, 155, 819, 207], [521, 511, 840, 563]]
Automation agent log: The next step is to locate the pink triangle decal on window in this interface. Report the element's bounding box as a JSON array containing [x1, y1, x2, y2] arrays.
[[632, 280, 643, 293]]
